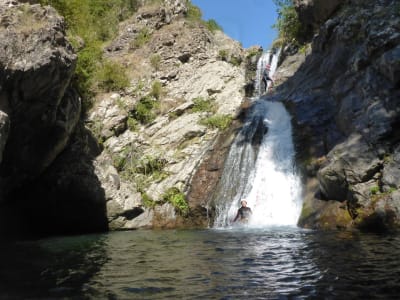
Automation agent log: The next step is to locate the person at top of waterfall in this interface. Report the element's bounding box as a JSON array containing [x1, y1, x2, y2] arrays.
[[262, 64, 274, 92], [233, 199, 252, 223]]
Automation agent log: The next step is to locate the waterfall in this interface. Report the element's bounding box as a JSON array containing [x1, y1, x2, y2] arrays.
[[212, 51, 302, 228], [255, 50, 280, 96]]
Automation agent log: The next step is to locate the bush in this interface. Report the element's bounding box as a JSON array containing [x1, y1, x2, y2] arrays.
[[162, 187, 189, 215], [94, 60, 130, 92], [132, 96, 157, 124], [131, 27, 152, 48], [150, 54, 161, 70], [204, 19, 222, 33], [218, 49, 229, 61], [273, 0, 304, 45], [191, 97, 215, 113], [186, 2, 202, 22], [150, 81, 163, 100], [200, 114, 232, 130], [38, 0, 139, 110]]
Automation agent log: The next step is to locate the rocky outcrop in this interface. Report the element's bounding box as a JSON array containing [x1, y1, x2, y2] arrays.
[[87, 1, 247, 229], [0, 3, 79, 193], [0, 2, 109, 237], [276, 0, 400, 232], [294, 0, 345, 32]]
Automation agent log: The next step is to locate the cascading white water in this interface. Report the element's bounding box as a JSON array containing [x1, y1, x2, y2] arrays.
[[245, 101, 302, 226], [255, 50, 280, 96], [212, 50, 302, 228]]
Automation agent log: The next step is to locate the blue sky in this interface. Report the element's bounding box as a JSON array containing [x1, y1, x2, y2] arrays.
[[191, 0, 278, 49]]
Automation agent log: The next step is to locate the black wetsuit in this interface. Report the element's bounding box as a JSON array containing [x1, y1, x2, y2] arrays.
[[235, 207, 252, 222], [262, 69, 273, 92]]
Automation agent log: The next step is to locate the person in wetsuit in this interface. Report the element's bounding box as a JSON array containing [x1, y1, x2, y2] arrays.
[[262, 64, 274, 92], [233, 199, 252, 223]]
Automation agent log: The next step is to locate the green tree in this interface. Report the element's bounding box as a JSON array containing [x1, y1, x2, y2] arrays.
[[272, 0, 304, 45]]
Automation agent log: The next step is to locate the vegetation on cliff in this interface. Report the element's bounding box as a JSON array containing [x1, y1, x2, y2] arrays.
[[273, 0, 306, 47]]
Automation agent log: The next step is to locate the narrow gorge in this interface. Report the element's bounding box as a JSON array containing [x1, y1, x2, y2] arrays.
[[0, 0, 399, 238]]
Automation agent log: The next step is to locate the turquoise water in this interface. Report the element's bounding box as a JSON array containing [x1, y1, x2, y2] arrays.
[[1, 228, 400, 299]]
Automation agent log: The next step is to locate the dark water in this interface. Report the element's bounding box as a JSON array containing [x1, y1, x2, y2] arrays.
[[1, 228, 400, 299]]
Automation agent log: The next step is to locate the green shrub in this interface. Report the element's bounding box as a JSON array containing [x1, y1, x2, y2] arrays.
[[142, 193, 156, 208], [94, 60, 130, 92], [200, 114, 232, 130], [127, 116, 139, 131], [162, 187, 189, 215], [150, 81, 163, 100], [218, 49, 229, 61], [131, 96, 158, 124], [131, 27, 152, 48], [135, 155, 167, 176], [230, 56, 242, 66], [191, 97, 215, 113], [38, 0, 139, 110], [150, 54, 162, 70], [273, 0, 304, 45], [204, 19, 222, 33], [370, 186, 380, 195], [186, 2, 202, 22]]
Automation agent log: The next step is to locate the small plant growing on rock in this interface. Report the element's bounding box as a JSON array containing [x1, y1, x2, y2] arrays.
[[191, 97, 216, 113], [150, 80, 164, 100], [94, 60, 130, 92], [370, 185, 380, 195], [131, 27, 152, 49], [218, 49, 229, 61], [132, 95, 158, 124], [150, 54, 162, 70], [142, 193, 156, 208], [200, 114, 232, 131], [162, 187, 189, 216], [204, 19, 222, 33]]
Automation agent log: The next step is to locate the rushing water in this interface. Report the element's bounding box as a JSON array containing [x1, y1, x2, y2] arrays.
[[2, 229, 400, 299], [212, 50, 301, 228]]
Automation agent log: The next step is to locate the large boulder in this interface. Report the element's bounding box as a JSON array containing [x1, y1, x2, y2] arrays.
[[0, 3, 79, 195]]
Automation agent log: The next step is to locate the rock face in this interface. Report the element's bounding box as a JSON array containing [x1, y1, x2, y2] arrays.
[[0, 2, 109, 236], [275, 0, 400, 232], [0, 3, 79, 190], [87, 1, 247, 229], [294, 0, 345, 32]]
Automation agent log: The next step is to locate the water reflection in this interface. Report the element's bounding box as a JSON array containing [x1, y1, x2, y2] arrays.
[[1, 229, 400, 299]]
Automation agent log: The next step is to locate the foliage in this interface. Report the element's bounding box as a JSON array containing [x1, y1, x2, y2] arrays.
[[132, 95, 158, 124], [370, 186, 379, 195], [150, 81, 164, 100], [191, 97, 216, 113], [218, 49, 229, 61], [229, 56, 242, 66], [186, 2, 202, 22], [38, 0, 140, 110], [94, 60, 130, 92], [272, 0, 304, 45], [162, 187, 189, 215], [131, 27, 152, 49], [200, 114, 232, 130], [204, 19, 222, 33], [127, 116, 139, 131], [142, 193, 156, 208], [150, 54, 162, 70]]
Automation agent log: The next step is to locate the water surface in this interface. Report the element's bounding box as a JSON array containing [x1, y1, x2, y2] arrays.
[[1, 228, 400, 299]]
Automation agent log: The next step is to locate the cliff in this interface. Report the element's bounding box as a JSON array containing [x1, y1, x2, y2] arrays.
[[0, 0, 250, 236], [275, 0, 400, 231]]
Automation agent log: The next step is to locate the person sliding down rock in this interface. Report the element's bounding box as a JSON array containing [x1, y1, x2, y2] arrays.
[[233, 199, 252, 223], [262, 64, 274, 92]]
